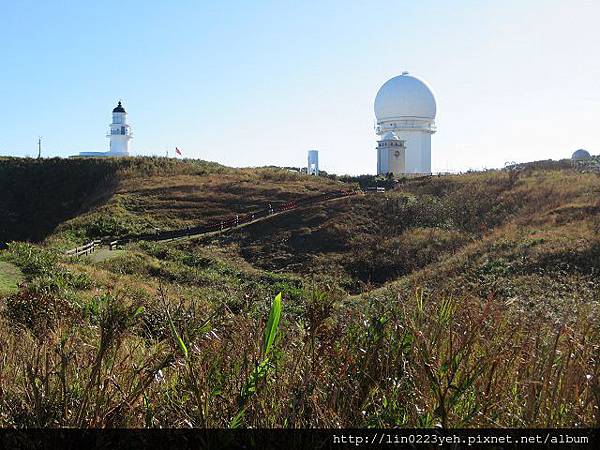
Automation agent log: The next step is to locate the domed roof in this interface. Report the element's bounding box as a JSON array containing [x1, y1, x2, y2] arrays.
[[112, 101, 126, 113], [572, 149, 591, 160], [381, 131, 400, 140], [374, 72, 436, 121]]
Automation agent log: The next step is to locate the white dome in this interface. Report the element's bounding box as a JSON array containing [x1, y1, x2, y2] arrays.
[[381, 131, 400, 140], [374, 73, 437, 121], [572, 149, 591, 160]]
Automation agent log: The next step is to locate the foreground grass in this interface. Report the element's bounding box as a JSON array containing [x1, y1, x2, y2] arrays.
[[0, 239, 598, 427], [0, 283, 597, 427]]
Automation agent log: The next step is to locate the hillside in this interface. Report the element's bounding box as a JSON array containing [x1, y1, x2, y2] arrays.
[[0, 157, 347, 246], [0, 157, 598, 428], [0, 157, 227, 243], [202, 161, 600, 298]]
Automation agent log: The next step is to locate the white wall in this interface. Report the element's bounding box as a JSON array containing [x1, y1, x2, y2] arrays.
[[109, 135, 130, 154], [394, 130, 431, 174]]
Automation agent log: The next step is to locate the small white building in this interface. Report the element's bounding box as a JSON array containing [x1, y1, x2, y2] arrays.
[[79, 101, 133, 157], [376, 132, 406, 175], [307, 149, 319, 175], [374, 72, 436, 176]]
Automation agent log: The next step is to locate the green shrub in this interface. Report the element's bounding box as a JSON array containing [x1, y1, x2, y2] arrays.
[[83, 215, 139, 238], [102, 251, 160, 276], [4, 289, 80, 336], [3, 242, 59, 277], [3, 242, 92, 295], [346, 228, 466, 284]]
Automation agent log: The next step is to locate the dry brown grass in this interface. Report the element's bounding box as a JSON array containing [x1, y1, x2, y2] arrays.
[[0, 285, 597, 427], [0, 160, 599, 428]]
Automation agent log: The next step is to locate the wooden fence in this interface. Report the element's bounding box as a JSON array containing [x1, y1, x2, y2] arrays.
[[65, 240, 102, 257]]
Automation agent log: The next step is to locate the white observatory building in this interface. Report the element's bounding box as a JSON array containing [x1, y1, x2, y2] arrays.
[[307, 150, 319, 175], [374, 72, 436, 176], [79, 101, 133, 157]]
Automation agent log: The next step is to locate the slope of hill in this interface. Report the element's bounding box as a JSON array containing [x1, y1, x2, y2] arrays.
[[54, 166, 349, 247], [0, 157, 598, 428], [202, 164, 600, 297], [0, 157, 347, 247], [0, 157, 228, 243]]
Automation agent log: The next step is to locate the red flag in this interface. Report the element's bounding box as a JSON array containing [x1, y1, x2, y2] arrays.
[[175, 147, 182, 156]]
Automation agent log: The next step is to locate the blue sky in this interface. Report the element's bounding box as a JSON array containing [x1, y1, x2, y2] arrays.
[[1, 0, 599, 174]]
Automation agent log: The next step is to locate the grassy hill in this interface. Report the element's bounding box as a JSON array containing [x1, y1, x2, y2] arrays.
[[0, 157, 598, 428], [0, 157, 228, 243], [0, 157, 349, 248]]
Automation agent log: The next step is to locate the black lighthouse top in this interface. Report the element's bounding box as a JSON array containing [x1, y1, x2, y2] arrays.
[[112, 101, 126, 113]]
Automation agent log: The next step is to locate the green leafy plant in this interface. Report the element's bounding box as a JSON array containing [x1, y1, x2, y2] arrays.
[[230, 292, 282, 428]]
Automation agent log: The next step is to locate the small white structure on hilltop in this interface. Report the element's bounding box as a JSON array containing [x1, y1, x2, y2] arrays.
[[374, 72, 437, 176], [572, 149, 591, 161], [307, 150, 319, 175], [79, 101, 133, 157]]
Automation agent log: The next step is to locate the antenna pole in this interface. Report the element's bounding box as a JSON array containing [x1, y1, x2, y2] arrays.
[[38, 137, 42, 159]]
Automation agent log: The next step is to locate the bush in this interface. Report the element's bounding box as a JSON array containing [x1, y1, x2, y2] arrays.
[[27, 270, 92, 296], [3, 242, 92, 295], [83, 215, 140, 238], [346, 228, 466, 284], [2, 242, 59, 277], [102, 251, 160, 276], [4, 289, 80, 336]]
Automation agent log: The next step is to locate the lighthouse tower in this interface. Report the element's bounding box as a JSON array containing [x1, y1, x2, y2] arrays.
[[374, 72, 436, 175], [107, 101, 132, 156]]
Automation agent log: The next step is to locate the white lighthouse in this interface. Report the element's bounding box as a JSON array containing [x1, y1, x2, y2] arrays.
[[107, 101, 132, 156], [374, 72, 436, 175]]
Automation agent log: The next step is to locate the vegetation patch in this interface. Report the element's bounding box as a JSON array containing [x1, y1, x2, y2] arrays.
[[0, 260, 23, 296], [0, 158, 599, 427]]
